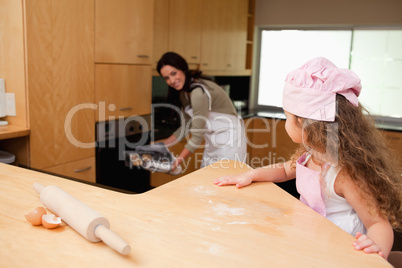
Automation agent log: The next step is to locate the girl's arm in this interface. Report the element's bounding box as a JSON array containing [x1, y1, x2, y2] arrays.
[[214, 160, 295, 188], [336, 172, 394, 259]]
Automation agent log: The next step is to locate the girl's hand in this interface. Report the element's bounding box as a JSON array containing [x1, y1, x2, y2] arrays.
[[353, 232, 384, 258], [213, 174, 253, 188]]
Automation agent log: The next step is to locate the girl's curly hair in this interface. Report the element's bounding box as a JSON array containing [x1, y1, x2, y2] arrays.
[[290, 94, 402, 230]]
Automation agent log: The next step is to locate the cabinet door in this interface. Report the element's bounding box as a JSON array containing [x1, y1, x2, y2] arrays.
[[201, 0, 248, 72], [153, 0, 170, 68], [382, 130, 402, 168], [200, 0, 227, 70], [44, 157, 96, 183], [168, 0, 202, 64], [95, 0, 154, 64], [26, 0, 95, 169], [95, 64, 152, 121], [224, 0, 248, 71]]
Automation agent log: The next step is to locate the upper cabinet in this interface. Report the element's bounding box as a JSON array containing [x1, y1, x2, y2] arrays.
[[95, 0, 154, 122], [201, 0, 248, 72], [95, 0, 154, 64], [95, 64, 152, 121], [153, 0, 251, 75], [168, 0, 202, 64], [153, 0, 170, 68]]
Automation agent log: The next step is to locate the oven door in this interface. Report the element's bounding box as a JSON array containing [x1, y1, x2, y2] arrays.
[[95, 116, 152, 193]]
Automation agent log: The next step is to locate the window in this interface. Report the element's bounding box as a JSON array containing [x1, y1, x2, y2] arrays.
[[254, 27, 402, 119]]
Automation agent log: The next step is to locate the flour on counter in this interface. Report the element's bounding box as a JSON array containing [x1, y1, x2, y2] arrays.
[[226, 221, 250, 225], [202, 242, 227, 256], [212, 203, 246, 216], [189, 185, 217, 196]]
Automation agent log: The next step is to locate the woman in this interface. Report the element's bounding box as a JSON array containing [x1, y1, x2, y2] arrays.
[[157, 52, 247, 171]]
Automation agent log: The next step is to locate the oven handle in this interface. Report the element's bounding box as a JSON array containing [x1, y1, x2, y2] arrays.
[[74, 166, 92, 173], [119, 107, 133, 111]]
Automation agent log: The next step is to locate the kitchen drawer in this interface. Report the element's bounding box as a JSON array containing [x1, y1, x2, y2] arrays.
[[43, 157, 95, 183]]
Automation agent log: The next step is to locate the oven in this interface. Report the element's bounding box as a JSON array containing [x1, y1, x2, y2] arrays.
[[95, 115, 153, 193]]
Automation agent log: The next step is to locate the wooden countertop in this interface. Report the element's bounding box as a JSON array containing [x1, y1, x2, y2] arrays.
[[0, 124, 30, 140], [0, 161, 391, 267]]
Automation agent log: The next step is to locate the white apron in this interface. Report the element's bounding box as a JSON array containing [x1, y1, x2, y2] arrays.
[[185, 84, 247, 168]]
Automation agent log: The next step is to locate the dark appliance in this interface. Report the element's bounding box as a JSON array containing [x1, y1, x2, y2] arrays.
[[95, 115, 153, 193]]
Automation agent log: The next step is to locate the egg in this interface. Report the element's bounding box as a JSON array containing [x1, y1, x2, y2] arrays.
[[25, 206, 47, 226], [42, 214, 62, 229]]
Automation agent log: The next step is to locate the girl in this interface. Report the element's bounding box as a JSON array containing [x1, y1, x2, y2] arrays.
[[214, 57, 402, 259], [157, 52, 247, 171]]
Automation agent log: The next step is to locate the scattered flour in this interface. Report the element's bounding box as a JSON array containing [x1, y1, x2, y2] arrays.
[[226, 221, 250, 225], [212, 203, 246, 216], [189, 185, 217, 196]]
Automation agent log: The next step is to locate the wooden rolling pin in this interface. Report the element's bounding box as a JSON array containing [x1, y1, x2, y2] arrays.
[[33, 183, 131, 255]]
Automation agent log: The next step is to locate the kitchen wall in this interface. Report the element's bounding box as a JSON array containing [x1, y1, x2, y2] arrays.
[[255, 0, 402, 26]]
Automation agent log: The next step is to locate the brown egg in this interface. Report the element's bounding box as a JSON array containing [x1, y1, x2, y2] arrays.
[[25, 206, 47, 226], [42, 214, 61, 229]]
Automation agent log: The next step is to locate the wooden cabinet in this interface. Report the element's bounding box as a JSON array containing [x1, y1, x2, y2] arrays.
[[26, 0, 95, 170], [200, 0, 248, 72], [95, 64, 152, 121], [95, 0, 154, 65], [153, 0, 170, 68], [44, 157, 96, 183], [245, 117, 298, 168], [382, 130, 402, 169], [246, 0, 255, 70], [153, 0, 202, 67], [168, 0, 202, 64], [153, 0, 249, 74]]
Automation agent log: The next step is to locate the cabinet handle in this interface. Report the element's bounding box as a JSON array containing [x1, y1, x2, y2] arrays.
[[227, 64, 232, 67], [137, 55, 149, 58], [74, 166, 91, 173], [119, 107, 133, 111], [202, 63, 208, 66], [191, 56, 198, 59]]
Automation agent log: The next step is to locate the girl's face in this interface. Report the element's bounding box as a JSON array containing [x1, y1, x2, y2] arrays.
[[284, 111, 303, 143], [160, 65, 186, 91]]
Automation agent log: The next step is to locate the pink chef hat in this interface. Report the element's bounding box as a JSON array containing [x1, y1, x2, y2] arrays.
[[282, 57, 362, 122]]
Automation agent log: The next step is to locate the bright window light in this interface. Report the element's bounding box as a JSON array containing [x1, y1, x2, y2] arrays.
[[257, 30, 352, 108]]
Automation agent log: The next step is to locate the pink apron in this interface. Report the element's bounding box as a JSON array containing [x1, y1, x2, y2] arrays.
[[296, 153, 326, 217]]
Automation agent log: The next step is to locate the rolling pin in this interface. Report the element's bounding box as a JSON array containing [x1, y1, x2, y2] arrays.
[[33, 183, 131, 255]]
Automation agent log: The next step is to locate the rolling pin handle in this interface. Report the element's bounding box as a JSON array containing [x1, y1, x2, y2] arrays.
[[33, 183, 45, 194], [94, 224, 131, 255]]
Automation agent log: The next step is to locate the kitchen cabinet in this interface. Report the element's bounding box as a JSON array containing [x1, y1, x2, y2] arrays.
[[95, 64, 152, 122], [26, 0, 95, 171], [200, 0, 248, 72], [153, 0, 170, 68], [95, 0, 154, 65], [246, 0, 255, 70], [44, 157, 96, 183], [245, 117, 298, 168], [168, 0, 202, 64], [382, 130, 402, 168], [152, 0, 250, 74]]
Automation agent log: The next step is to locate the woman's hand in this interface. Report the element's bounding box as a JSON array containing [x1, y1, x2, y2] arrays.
[[213, 174, 253, 188], [353, 232, 384, 258]]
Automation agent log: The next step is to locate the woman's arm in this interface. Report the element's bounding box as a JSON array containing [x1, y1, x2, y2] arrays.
[[337, 173, 394, 259], [163, 134, 178, 147], [214, 160, 295, 188]]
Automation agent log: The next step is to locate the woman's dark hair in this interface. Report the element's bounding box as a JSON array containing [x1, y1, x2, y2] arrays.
[[157, 52, 203, 109]]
